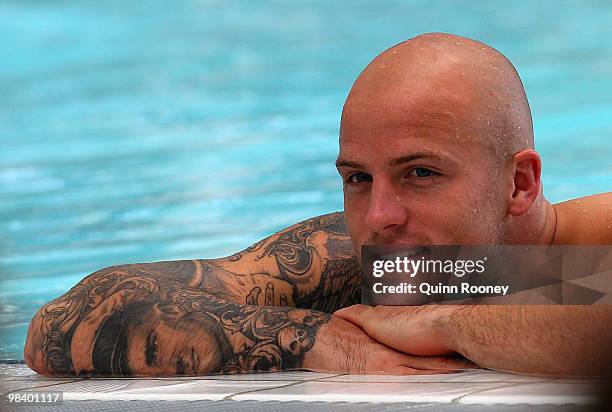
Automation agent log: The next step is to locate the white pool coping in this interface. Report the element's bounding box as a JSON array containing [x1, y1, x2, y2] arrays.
[[0, 363, 606, 406]]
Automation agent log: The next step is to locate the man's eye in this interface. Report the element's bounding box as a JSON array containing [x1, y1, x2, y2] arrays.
[[410, 167, 437, 178], [346, 172, 372, 184]]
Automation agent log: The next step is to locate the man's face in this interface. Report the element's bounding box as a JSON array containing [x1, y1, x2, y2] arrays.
[[127, 306, 229, 376], [337, 83, 509, 258]]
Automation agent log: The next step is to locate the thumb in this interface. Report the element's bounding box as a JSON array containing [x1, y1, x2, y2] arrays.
[[335, 305, 411, 352]]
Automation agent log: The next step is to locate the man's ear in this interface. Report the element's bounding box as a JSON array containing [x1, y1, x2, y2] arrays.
[[508, 149, 541, 216]]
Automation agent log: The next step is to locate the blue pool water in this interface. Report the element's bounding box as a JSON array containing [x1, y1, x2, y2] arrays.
[[1, 1, 611, 360]]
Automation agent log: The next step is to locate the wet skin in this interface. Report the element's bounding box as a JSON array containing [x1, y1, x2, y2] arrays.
[[335, 33, 612, 377], [25, 33, 612, 378]]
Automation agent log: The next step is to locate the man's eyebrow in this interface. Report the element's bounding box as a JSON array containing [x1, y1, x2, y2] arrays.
[[335, 159, 363, 169], [335, 153, 445, 169], [389, 153, 444, 166]]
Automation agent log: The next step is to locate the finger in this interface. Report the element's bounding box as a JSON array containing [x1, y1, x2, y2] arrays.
[[335, 304, 408, 320], [336, 305, 455, 356], [399, 354, 478, 371], [399, 368, 459, 375], [335, 305, 399, 348], [333, 304, 374, 326], [376, 366, 459, 376], [334, 304, 385, 336]]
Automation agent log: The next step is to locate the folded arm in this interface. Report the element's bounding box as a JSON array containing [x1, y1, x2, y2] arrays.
[[335, 304, 612, 377], [442, 305, 612, 377], [25, 265, 334, 376], [25, 212, 470, 376], [24, 212, 359, 376]]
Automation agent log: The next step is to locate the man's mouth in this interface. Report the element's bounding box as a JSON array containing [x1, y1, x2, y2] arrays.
[[368, 245, 432, 262]]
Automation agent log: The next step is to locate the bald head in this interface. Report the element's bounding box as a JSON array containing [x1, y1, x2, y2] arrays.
[[341, 33, 533, 159], [338, 34, 547, 251]]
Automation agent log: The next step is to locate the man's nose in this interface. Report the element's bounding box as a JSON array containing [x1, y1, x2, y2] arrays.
[[363, 179, 409, 234]]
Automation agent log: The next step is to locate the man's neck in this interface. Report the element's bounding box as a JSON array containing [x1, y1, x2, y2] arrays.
[[508, 196, 557, 245], [541, 200, 558, 245]]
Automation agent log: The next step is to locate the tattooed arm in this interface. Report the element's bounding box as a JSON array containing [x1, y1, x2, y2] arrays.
[[200, 211, 363, 312], [24, 212, 469, 377]]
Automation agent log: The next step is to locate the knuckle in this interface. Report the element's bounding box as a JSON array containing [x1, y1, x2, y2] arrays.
[[434, 356, 461, 369]]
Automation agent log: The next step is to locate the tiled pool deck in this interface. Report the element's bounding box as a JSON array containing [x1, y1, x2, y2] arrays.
[[0, 363, 608, 411]]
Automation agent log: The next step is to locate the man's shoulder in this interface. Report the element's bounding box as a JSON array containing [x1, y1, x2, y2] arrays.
[[553, 192, 612, 244]]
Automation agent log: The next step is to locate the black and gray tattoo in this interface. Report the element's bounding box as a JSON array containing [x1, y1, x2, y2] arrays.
[[224, 212, 361, 312], [26, 212, 360, 377]]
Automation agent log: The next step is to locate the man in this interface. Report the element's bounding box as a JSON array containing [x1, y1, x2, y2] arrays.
[[25, 33, 611, 378]]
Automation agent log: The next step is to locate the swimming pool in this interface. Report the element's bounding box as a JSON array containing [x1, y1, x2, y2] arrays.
[[1, 0, 611, 360]]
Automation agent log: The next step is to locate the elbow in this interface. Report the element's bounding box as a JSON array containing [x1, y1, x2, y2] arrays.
[[24, 307, 53, 376], [23, 264, 137, 377], [23, 263, 147, 377]]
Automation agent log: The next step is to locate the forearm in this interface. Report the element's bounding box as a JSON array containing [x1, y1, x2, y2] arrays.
[[441, 305, 612, 377], [24, 262, 476, 377], [24, 266, 331, 377], [24, 211, 362, 376]]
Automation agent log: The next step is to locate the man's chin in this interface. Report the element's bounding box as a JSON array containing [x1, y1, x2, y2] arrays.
[[362, 233, 436, 246], [357, 241, 435, 263]]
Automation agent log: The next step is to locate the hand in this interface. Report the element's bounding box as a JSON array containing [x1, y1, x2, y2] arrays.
[[302, 315, 474, 374], [334, 304, 460, 357]]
